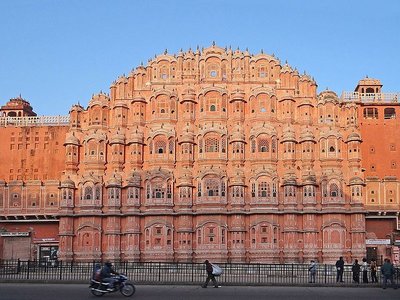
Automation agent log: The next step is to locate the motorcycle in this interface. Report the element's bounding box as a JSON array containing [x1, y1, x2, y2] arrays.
[[90, 274, 136, 297]]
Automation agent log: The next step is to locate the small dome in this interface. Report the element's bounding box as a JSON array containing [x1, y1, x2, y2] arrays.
[[179, 131, 195, 144], [282, 172, 297, 186], [70, 104, 84, 113], [116, 76, 128, 84], [132, 94, 146, 103], [318, 90, 339, 105], [127, 130, 144, 145], [230, 89, 246, 102], [61, 178, 75, 188], [299, 127, 315, 142], [232, 49, 243, 58], [346, 132, 361, 142], [281, 127, 296, 143], [230, 173, 246, 186], [298, 99, 314, 107], [230, 128, 245, 143], [106, 175, 122, 187], [64, 133, 80, 145], [177, 171, 194, 187], [109, 131, 125, 145], [250, 52, 278, 63], [181, 88, 197, 103], [302, 175, 317, 186], [84, 131, 107, 142], [280, 63, 293, 73], [230, 131, 245, 143], [299, 72, 314, 83], [349, 177, 364, 186], [113, 100, 128, 109], [127, 171, 142, 187], [88, 93, 110, 108]]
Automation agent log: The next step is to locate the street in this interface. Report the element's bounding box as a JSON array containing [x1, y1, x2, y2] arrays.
[[0, 283, 398, 300]]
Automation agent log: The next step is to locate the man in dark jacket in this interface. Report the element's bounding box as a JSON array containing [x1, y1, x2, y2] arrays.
[[351, 259, 360, 284], [202, 260, 220, 288], [335, 257, 345, 282], [100, 261, 119, 291], [381, 258, 397, 289]]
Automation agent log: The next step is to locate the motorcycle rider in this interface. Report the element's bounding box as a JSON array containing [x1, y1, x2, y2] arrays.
[[100, 261, 119, 291]]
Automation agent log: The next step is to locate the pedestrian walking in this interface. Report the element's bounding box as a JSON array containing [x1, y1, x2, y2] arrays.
[[361, 257, 368, 283], [370, 258, 378, 283], [202, 260, 221, 288], [381, 258, 397, 289], [352, 259, 360, 284], [335, 256, 345, 282], [308, 260, 317, 283]]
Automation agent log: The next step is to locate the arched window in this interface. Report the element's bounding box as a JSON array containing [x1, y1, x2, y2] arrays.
[[160, 66, 168, 79], [271, 138, 277, 153], [330, 183, 339, 197], [84, 186, 93, 200], [95, 185, 101, 200], [108, 188, 115, 199], [221, 137, 226, 153], [258, 139, 269, 152], [384, 108, 396, 119], [363, 108, 378, 119], [258, 66, 267, 78], [205, 178, 219, 196], [128, 187, 135, 199], [251, 138, 256, 153], [167, 183, 172, 198], [155, 140, 166, 154], [329, 146, 335, 152], [153, 184, 164, 198], [146, 184, 151, 199], [169, 139, 174, 154], [258, 182, 270, 197], [205, 137, 219, 152], [210, 104, 216, 111]]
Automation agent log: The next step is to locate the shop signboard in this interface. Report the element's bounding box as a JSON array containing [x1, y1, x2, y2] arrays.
[[365, 239, 391, 245], [0, 232, 30, 237]]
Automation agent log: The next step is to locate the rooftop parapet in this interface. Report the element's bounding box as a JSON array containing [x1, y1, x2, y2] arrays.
[[0, 115, 69, 127], [341, 91, 400, 103]]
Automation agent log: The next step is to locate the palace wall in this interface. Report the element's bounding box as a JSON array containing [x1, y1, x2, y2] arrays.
[[0, 126, 68, 181], [4, 46, 399, 264], [55, 45, 365, 263], [358, 99, 400, 261]]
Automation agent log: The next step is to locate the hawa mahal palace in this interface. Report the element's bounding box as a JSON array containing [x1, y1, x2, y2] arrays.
[[0, 44, 399, 264]]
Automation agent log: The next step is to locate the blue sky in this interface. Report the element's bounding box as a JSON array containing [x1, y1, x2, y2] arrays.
[[0, 0, 399, 116]]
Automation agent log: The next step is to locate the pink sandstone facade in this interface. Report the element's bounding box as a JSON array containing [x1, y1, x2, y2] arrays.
[[0, 45, 398, 264]]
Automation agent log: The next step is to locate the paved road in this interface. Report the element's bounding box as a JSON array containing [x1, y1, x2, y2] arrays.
[[0, 283, 398, 300]]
